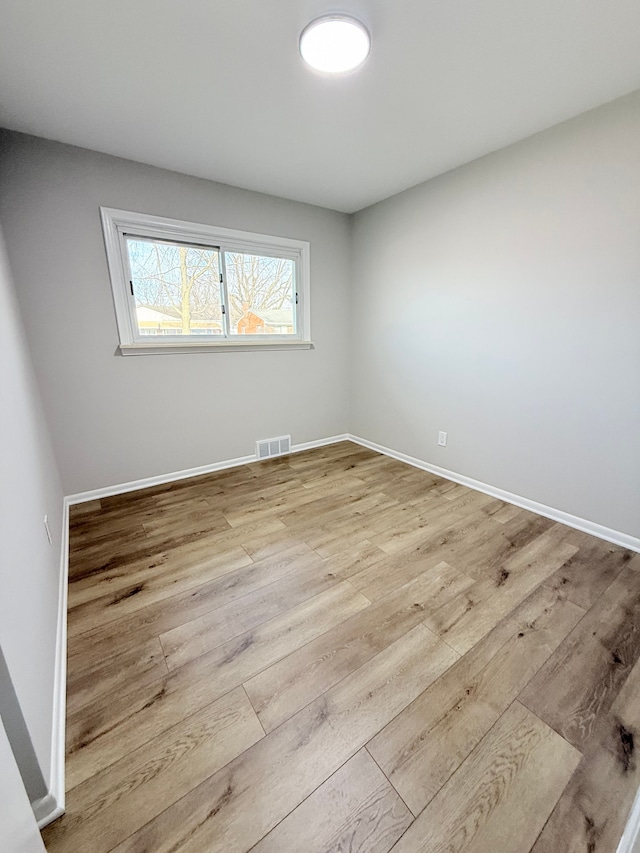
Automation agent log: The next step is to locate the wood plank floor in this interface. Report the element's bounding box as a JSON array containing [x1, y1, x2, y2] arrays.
[[42, 441, 640, 853]]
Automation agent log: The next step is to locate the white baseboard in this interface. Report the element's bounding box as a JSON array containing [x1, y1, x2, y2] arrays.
[[33, 792, 63, 829], [46, 433, 348, 827], [348, 435, 640, 553], [48, 429, 636, 836], [33, 501, 69, 829], [33, 426, 638, 845], [65, 453, 256, 504], [288, 434, 350, 454], [37, 425, 638, 842], [617, 786, 640, 853], [65, 435, 350, 505]]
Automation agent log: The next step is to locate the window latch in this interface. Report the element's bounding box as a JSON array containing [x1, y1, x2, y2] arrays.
[[129, 281, 134, 296], [295, 292, 299, 305]]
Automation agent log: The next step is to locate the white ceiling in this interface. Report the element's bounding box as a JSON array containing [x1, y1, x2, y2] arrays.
[[0, 0, 639, 213]]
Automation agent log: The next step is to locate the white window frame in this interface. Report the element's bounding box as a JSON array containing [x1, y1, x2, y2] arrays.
[[100, 207, 312, 355]]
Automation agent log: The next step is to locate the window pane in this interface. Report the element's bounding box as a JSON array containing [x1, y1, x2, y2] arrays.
[[224, 251, 296, 336], [126, 237, 223, 337]]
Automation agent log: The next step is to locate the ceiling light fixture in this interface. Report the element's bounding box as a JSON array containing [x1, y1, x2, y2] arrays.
[[300, 15, 370, 74]]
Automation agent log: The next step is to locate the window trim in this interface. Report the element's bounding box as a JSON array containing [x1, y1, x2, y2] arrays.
[[100, 207, 312, 354]]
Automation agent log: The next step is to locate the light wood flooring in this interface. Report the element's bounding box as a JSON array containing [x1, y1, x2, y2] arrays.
[[42, 441, 640, 853]]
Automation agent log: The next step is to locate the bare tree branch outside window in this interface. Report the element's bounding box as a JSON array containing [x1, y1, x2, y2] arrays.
[[127, 238, 295, 336]]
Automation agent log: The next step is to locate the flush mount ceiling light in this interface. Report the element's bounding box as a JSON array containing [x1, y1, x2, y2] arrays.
[[300, 15, 370, 74]]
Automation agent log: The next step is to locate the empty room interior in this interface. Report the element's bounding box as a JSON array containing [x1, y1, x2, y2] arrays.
[[1, 1, 640, 851]]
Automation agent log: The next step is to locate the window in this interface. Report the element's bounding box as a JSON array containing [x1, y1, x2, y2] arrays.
[[100, 208, 311, 354]]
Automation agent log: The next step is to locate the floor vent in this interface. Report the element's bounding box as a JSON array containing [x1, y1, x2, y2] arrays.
[[256, 435, 291, 460]]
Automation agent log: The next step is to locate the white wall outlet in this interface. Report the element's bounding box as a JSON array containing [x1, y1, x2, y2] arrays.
[[438, 430, 448, 447], [43, 515, 53, 544]]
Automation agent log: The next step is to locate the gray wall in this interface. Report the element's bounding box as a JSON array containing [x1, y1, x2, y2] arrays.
[[0, 133, 352, 495], [0, 714, 46, 853], [0, 222, 63, 791], [351, 91, 640, 538], [0, 646, 46, 802]]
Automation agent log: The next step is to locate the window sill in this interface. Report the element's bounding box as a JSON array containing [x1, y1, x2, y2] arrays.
[[118, 340, 314, 356]]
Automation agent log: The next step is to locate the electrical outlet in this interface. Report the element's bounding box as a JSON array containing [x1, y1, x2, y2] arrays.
[[44, 515, 53, 544], [438, 431, 448, 447]]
